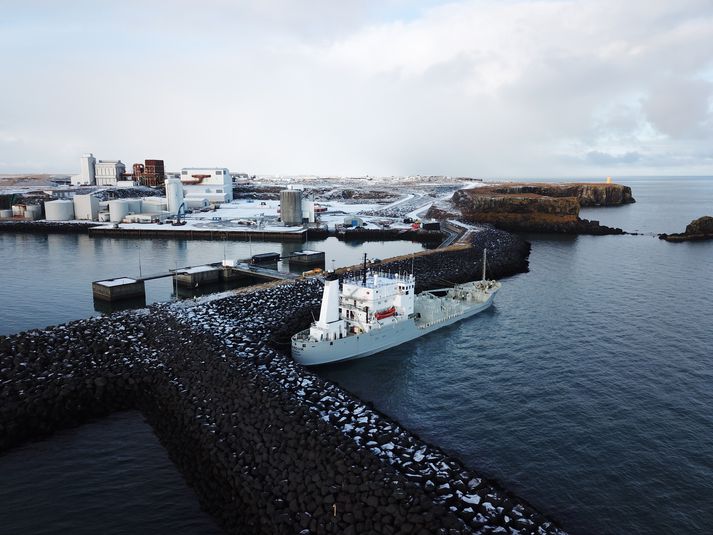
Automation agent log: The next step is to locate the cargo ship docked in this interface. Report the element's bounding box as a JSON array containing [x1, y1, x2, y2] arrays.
[[291, 252, 501, 366]]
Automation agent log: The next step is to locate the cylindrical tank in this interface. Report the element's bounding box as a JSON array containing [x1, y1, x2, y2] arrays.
[[109, 200, 130, 222], [44, 200, 75, 221], [280, 189, 303, 226], [127, 199, 143, 213], [0, 209, 13, 219], [165, 178, 184, 214], [25, 204, 43, 220]]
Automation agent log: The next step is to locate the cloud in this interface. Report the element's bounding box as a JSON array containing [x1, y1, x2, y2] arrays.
[[1, 0, 712, 176], [586, 151, 641, 165]]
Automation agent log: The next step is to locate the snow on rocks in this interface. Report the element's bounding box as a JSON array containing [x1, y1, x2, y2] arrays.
[[0, 235, 563, 535]]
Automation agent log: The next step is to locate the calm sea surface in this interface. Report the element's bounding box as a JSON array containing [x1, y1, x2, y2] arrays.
[[1, 177, 712, 534], [0, 236, 425, 336]]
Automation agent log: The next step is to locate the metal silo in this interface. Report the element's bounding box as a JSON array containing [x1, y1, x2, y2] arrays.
[[280, 189, 303, 226], [165, 178, 184, 214]]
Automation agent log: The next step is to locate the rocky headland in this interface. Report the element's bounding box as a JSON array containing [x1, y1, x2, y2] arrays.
[[1, 228, 568, 535], [428, 183, 634, 234], [659, 216, 713, 242]]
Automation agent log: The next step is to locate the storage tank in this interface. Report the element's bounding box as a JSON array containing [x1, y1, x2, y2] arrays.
[[73, 194, 100, 221], [280, 189, 303, 226], [44, 200, 75, 221], [165, 178, 184, 214], [143, 197, 168, 212], [109, 199, 130, 222], [0, 209, 12, 219], [127, 199, 143, 213], [25, 204, 43, 220]]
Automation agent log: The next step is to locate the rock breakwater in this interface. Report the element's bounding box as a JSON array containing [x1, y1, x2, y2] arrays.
[[1, 231, 565, 534]]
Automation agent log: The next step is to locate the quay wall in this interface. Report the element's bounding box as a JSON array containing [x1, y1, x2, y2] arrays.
[[0, 228, 563, 534], [0, 220, 98, 234]]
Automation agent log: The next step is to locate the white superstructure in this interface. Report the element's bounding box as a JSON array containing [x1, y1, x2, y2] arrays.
[[292, 252, 501, 366], [180, 168, 232, 203]]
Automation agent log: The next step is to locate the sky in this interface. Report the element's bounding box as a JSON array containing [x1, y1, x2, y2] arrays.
[[1, 0, 712, 178]]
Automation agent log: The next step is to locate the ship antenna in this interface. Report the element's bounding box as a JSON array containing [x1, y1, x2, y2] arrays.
[[362, 253, 367, 285], [482, 248, 487, 281], [411, 253, 415, 275]]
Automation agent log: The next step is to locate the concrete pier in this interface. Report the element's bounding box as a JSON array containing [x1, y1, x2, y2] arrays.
[[92, 278, 146, 301], [175, 266, 222, 287], [287, 250, 325, 266]]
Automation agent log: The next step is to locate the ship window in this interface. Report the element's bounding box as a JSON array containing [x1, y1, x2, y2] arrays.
[[330, 341, 333, 345]]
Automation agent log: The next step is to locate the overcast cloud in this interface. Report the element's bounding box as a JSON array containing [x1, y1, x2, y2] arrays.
[[1, 0, 712, 177]]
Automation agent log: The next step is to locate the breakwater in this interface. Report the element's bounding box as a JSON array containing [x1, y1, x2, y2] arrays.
[[1, 228, 564, 534]]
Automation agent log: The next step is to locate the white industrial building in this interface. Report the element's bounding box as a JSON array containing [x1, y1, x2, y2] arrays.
[[73, 194, 100, 220], [70, 153, 97, 186], [180, 168, 233, 203], [95, 160, 127, 186]]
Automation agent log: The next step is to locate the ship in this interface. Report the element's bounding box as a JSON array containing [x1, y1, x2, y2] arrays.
[[291, 251, 501, 366]]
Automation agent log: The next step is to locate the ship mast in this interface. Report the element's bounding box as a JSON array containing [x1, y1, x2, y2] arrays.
[[362, 252, 367, 286], [482, 248, 487, 281]]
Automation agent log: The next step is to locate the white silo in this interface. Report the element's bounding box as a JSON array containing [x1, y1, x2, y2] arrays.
[[109, 199, 130, 222], [165, 178, 184, 214], [44, 200, 75, 221], [74, 194, 100, 220], [81, 153, 96, 185]]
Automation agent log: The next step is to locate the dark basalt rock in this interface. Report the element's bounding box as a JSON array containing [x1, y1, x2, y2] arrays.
[[659, 216, 713, 242], [428, 183, 631, 235], [0, 239, 565, 534]]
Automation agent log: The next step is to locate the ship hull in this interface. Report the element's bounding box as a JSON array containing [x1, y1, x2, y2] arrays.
[[291, 292, 496, 366]]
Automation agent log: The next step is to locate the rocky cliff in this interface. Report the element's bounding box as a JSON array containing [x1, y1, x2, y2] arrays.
[[428, 183, 629, 234], [659, 216, 713, 242], [485, 183, 635, 206]]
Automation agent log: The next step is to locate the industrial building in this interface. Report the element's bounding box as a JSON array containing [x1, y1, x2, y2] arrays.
[[132, 159, 165, 187], [73, 194, 100, 220], [95, 160, 127, 186], [70, 154, 96, 186], [180, 168, 233, 203]]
